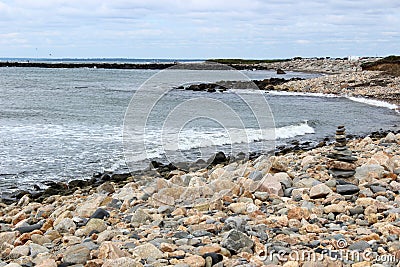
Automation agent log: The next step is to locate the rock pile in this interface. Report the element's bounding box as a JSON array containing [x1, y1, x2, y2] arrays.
[[327, 126, 358, 178]]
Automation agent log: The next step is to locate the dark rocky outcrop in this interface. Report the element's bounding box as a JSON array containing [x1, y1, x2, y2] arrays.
[[276, 68, 286, 74], [361, 55, 400, 76], [181, 77, 304, 93]]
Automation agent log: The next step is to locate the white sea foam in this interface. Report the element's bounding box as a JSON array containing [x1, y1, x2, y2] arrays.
[[125, 121, 316, 162], [346, 96, 399, 111], [156, 122, 314, 152], [266, 90, 340, 98], [267, 90, 399, 112], [275, 121, 315, 139]]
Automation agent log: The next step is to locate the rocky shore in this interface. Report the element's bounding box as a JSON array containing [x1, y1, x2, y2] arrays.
[[1, 130, 400, 267], [271, 71, 400, 107], [263, 57, 400, 107], [187, 57, 400, 108]]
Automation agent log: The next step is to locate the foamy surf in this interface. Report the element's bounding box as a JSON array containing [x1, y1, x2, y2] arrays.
[[266, 90, 340, 98], [276, 121, 315, 139], [139, 122, 314, 152], [346, 96, 399, 111]]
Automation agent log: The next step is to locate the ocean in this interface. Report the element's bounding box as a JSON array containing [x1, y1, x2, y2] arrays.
[[0, 64, 399, 197]]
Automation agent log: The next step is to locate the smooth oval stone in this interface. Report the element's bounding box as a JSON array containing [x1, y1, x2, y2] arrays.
[[15, 222, 43, 234]]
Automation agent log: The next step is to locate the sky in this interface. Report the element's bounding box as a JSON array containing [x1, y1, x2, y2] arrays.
[[0, 0, 399, 59]]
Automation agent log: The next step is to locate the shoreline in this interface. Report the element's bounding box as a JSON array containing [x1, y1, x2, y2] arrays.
[[0, 128, 399, 266], [3, 127, 398, 204]]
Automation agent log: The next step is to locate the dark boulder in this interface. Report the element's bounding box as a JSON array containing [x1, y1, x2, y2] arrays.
[[277, 68, 286, 74], [207, 151, 227, 165]]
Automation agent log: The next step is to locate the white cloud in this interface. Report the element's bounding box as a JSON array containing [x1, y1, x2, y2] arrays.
[[0, 0, 399, 58]]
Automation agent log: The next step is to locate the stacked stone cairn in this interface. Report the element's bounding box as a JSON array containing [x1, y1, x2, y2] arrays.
[[327, 126, 360, 195]]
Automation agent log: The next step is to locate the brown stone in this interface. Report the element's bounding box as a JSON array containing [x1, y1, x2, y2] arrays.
[[287, 207, 310, 220], [327, 160, 356, 171], [304, 224, 322, 233], [0, 231, 18, 250], [198, 244, 222, 254], [257, 174, 283, 196], [36, 259, 57, 267], [183, 255, 206, 267], [360, 233, 380, 242], [160, 243, 177, 252], [85, 259, 104, 267], [40, 219, 54, 232], [98, 242, 130, 259], [12, 211, 27, 225]]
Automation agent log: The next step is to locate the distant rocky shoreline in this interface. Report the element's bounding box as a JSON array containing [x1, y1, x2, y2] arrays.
[[0, 61, 177, 70], [0, 57, 379, 72]]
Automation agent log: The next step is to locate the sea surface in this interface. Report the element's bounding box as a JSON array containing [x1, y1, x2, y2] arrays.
[[0, 65, 399, 196]]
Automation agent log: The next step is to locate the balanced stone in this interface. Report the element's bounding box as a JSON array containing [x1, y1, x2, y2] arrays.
[[328, 126, 357, 178]]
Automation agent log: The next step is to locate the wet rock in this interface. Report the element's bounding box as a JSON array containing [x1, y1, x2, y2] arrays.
[[208, 151, 227, 165]]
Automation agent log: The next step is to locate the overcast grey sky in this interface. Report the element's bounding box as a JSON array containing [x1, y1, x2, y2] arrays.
[[0, 0, 399, 59]]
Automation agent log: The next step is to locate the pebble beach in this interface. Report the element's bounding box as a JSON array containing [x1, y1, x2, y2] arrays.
[[1, 58, 400, 267]]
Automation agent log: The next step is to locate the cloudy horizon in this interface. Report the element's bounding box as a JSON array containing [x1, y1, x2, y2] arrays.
[[0, 0, 399, 59]]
